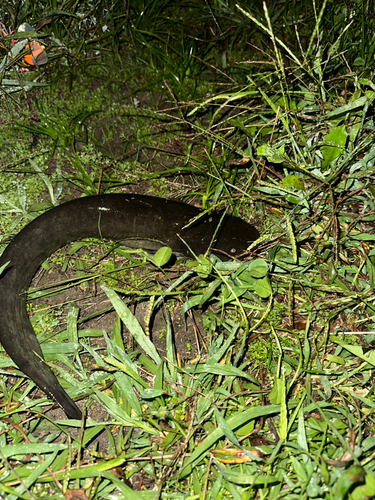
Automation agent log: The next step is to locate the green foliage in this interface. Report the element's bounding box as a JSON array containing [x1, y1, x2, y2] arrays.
[[152, 246, 172, 267], [16, 103, 99, 153], [1, 0, 375, 498], [321, 124, 348, 169]]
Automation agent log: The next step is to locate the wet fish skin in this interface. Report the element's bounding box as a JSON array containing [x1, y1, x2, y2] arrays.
[[0, 194, 259, 419]]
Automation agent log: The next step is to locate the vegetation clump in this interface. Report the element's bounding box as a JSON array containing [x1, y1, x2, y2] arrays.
[[0, 1, 375, 498]]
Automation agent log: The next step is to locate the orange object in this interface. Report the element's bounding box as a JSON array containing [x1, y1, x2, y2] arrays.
[[22, 40, 48, 68], [0, 21, 48, 72], [211, 448, 263, 463]]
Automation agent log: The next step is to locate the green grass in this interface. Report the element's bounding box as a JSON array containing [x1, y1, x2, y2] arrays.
[[1, 0, 375, 498]]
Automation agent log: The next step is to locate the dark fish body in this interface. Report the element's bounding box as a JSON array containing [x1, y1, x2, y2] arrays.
[[0, 194, 259, 419]]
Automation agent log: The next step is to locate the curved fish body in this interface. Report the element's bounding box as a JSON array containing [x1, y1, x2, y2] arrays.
[[0, 194, 259, 419]]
